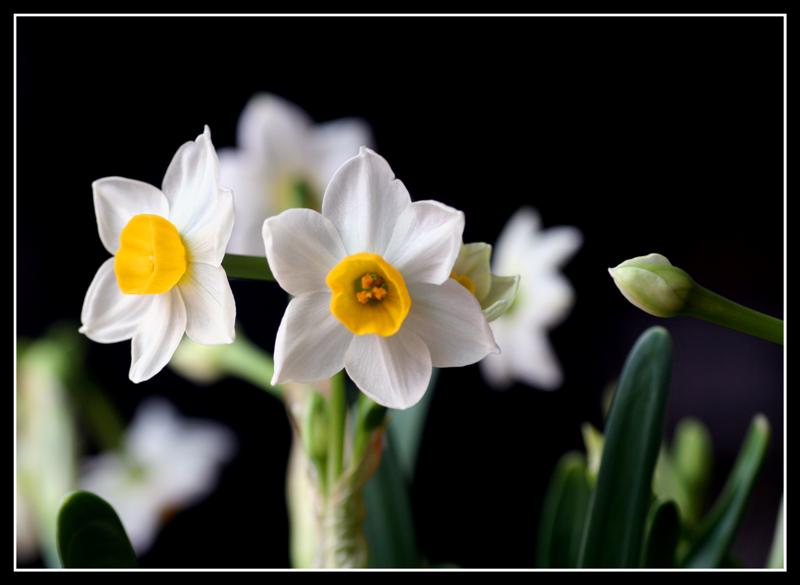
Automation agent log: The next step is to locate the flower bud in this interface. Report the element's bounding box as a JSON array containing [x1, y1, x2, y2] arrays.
[[608, 253, 694, 318]]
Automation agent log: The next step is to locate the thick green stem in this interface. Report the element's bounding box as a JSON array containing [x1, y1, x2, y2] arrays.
[[222, 254, 274, 281], [682, 285, 783, 345], [327, 373, 347, 488]]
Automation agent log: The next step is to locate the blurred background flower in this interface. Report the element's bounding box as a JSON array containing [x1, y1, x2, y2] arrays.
[[80, 398, 236, 554], [220, 93, 373, 256], [481, 207, 582, 390]]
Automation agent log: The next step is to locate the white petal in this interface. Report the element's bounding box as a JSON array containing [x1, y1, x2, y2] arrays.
[[405, 280, 498, 367], [181, 186, 235, 266], [345, 328, 432, 410], [321, 147, 411, 255], [532, 226, 583, 268], [383, 201, 465, 285], [272, 291, 352, 384], [309, 118, 373, 189], [219, 149, 275, 256], [481, 318, 563, 390], [161, 126, 225, 234], [236, 93, 311, 167], [92, 177, 169, 255], [519, 274, 575, 328], [263, 209, 347, 296], [177, 264, 236, 344], [79, 258, 153, 343], [452, 242, 493, 301], [494, 207, 541, 275], [129, 290, 187, 383]]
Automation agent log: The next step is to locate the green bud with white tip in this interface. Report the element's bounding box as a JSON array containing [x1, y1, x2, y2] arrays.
[[608, 254, 694, 318], [608, 253, 783, 345]]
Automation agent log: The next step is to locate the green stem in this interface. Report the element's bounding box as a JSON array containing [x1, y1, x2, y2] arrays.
[[222, 254, 274, 281], [327, 372, 347, 488], [682, 285, 783, 345], [219, 335, 281, 398], [352, 395, 387, 464]]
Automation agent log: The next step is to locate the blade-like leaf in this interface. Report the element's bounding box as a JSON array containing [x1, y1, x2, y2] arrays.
[[362, 436, 419, 568], [578, 326, 672, 567], [681, 415, 770, 568], [536, 452, 592, 568], [57, 491, 137, 568], [387, 368, 439, 481], [641, 500, 680, 567]]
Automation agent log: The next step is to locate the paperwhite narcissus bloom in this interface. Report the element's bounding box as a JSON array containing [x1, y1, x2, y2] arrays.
[[480, 208, 582, 390], [450, 243, 520, 322], [80, 127, 236, 383], [80, 399, 235, 554], [220, 94, 372, 256], [263, 148, 498, 410]]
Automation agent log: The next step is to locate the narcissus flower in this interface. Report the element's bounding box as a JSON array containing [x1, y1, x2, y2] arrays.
[[220, 94, 372, 255], [263, 148, 498, 409], [450, 242, 520, 322], [80, 127, 236, 383], [80, 399, 235, 554], [480, 208, 582, 390]]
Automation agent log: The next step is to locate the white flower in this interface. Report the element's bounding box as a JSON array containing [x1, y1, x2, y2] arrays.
[[220, 94, 372, 256], [79, 126, 236, 383], [263, 148, 498, 410], [80, 398, 235, 554], [480, 208, 582, 390], [450, 242, 520, 322]]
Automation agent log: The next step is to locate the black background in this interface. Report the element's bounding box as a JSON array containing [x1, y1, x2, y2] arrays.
[[16, 15, 784, 568]]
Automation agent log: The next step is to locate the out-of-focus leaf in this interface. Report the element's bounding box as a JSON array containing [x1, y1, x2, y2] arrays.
[[536, 452, 592, 568], [641, 500, 680, 568], [578, 327, 672, 568], [17, 333, 79, 567], [362, 436, 419, 568], [767, 495, 784, 568], [387, 368, 438, 481], [681, 415, 770, 568], [57, 491, 137, 568], [672, 418, 713, 525]]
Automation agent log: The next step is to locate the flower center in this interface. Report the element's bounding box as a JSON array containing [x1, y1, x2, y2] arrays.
[[450, 271, 476, 295], [326, 253, 411, 336], [114, 214, 187, 295]]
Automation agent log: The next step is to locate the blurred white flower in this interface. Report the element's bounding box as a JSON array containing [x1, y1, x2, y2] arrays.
[[16, 337, 78, 567], [263, 148, 497, 409], [220, 94, 373, 256], [80, 398, 235, 554], [80, 126, 236, 383], [480, 208, 582, 390]]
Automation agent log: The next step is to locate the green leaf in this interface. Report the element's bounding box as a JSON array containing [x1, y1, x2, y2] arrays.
[[57, 491, 137, 568], [536, 452, 592, 568], [578, 326, 673, 567], [222, 253, 274, 281], [387, 368, 439, 481], [362, 436, 419, 568], [681, 415, 771, 568], [641, 500, 680, 567], [767, 495, 784, 568]]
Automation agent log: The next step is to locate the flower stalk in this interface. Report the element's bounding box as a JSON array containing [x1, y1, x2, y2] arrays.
[[609, 254, 783, 345], [221, 253, 274, 281]]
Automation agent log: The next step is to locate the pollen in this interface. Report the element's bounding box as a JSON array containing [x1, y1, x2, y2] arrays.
[[356, 273, 387, 304]]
